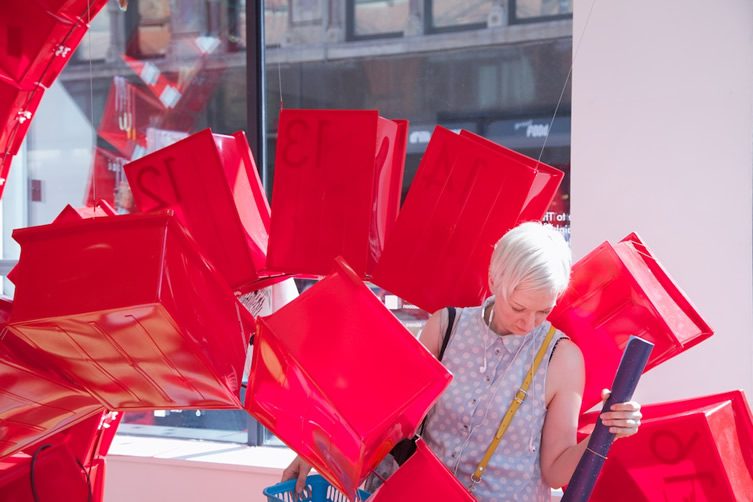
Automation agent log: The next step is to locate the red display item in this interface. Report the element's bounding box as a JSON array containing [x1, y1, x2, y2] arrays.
[[266, 109, 407, 278], [369, 439, 476, 501], [458, 130, 564, 222], [22, 410, 122, 467], [372, 126, 549, 313], [125, 129, 279, 293], [53, 199, 118, 224], [0, 444, 91, 502], [548, 233, 713, 412], [88, 456, 107, 502], [577, 390, 753, 502], [0, 2, 88, 88], [0, 74, 45, 159], [0, 295, 11, 327], [245, 257, 451, 500], [33, 0, 110, 23], [5, 211, 254, 410], [0, 350, 102, 460], [8, 199, 118, 286]]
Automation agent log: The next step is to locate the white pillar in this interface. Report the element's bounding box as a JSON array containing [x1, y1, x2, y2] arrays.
[[572, 0, 753, 403]]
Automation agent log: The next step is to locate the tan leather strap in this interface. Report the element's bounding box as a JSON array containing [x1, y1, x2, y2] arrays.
[[470, 325, 558, 488]]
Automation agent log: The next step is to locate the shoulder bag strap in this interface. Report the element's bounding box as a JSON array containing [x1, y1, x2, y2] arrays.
[[439, 307, 457, 362], [469, 325, 558, 490]]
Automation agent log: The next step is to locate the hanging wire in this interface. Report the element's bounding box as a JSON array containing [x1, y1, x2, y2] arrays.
[[535, 0, 600, 167]]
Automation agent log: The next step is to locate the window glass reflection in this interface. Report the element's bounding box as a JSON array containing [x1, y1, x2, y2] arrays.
[[515, 0, 572, 19], [431, 0, 490, 29], [354, 0, 409, 37]]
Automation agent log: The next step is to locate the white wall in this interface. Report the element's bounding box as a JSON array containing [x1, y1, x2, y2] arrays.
[[105, 456, 281, 502], [572, 0, 753, 403]]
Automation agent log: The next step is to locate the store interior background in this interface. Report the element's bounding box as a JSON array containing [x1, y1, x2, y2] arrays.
[[1, 0, 751, 500]]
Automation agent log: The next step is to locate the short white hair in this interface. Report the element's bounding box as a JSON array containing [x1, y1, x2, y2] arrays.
[[488, 221, 571, 302]]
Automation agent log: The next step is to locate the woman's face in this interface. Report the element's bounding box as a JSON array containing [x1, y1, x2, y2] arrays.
[[492, 288, 558, 335]]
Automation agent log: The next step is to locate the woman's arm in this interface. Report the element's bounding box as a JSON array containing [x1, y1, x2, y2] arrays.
[[539, 339, 642, 488], [418, 310, 444, 358], [539, 339, 587, 488]]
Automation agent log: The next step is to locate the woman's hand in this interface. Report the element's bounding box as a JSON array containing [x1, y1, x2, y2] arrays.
[[281, 455, 313, 494], [599, 389, 642, 439]]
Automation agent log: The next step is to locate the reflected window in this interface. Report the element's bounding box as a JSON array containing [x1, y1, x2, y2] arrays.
[[266, 0, 289, 47], [428, 0, 490, 31], [511, 0, 572, 22], [350, 0, 409, 39]]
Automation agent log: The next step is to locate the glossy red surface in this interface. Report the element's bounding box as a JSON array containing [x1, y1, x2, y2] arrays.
[[373, 126, 561, 313], [6, 211, 254, 410], [266, 109, 407, 278], [369, 439, 476, 501], [125, 129, 278, 293], [246, 258, 451, 500], [0, 444, 91, 502], [548, 233, 713, 412], [0, 2, 89, 88], [0, 74, 45, 160], [21, 410, 122, 466], [33, 0, 110, 23], [0, 347, 103, 460], [577, 391, 753, 502]]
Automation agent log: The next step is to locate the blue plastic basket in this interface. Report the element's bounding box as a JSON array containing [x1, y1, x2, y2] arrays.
[[264, 474, 371, 502]]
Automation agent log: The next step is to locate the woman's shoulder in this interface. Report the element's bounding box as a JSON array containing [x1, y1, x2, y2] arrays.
[[547, 334, 584, 381]]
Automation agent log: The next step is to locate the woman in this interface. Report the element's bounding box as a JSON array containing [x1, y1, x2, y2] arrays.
[[283, 222, 642, 500]]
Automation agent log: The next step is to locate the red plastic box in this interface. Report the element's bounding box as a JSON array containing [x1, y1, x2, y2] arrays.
[[373, 126, 561, 313], [266, 109, 407, 278], [0, 443, 91, 502], [0, 2, 88, 87], [0, 74, 45, 158], [548, 233, 713, 412], [0, 351, 103, 460], [369, 439, 476, 501], [34, 0, 110, 23], [5, 211, 254, 410], [246, 258, 451, 499], [577, 390, 753, 502], [125, 129, 277, 293]]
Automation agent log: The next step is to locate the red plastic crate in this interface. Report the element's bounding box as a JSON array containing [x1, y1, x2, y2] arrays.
[[0, 347, 102, 460], [369, 439, 475, 501], [0, 2, 88, 87], [0, 74, 45, 160], [548, 233, 713, 412], [372, 126, 561, 312], [21, 410, 122, 467], [246, 258, 451, 500], [125, 128, 278, 293], [577, 390, 753, 502], [266, 109, 407, 278], [5, 211, 254, 410], [33, 0, 110, 23], [0, 443, 92, 502]]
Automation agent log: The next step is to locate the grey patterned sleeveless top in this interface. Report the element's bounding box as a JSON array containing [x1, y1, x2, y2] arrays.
[[422, 304, 566, 501]]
